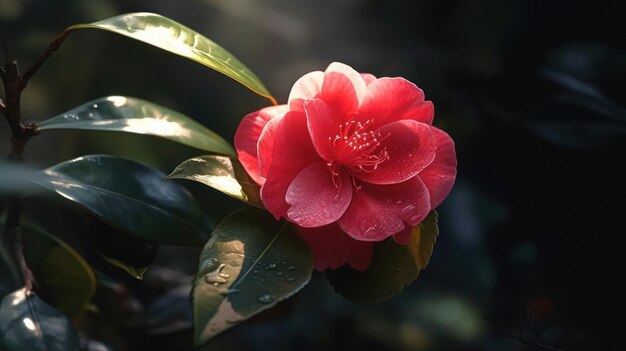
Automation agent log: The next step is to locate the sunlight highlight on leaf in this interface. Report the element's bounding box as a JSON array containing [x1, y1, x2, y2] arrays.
[[66, 13, 276, 104], [37, 96, 235, 156], [166, 155, 263, 208]]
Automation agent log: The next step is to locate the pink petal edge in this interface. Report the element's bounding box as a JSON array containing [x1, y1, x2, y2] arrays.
[[234, 105, 287, 185], [260, 111, 321, 219], [357, 77, 434, 129], [338, 176, 431, 241], [353, 120, 436, 185], [419, 127, 457, 208], [286, 163, 353, 228], [297, 224, 373, 271]]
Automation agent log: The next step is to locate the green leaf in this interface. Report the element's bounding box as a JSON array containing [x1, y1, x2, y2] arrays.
[[67, 13, 276, 104], [22, 225, 96, 316], [101, 255, 148, 280], [0, 289, 80, 351], [90, 219, 158, 280], [166, 155, 263, 208], [37, 96, 236, 156], [34, 154, 210, 246], [193, 208, 313, 345], [327, 212, 439, 303], [0, 161, 45, 195]]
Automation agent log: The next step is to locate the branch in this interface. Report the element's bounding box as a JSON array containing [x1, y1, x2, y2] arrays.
[[22, 30, 70, 83], [5, 202, 34, 291]]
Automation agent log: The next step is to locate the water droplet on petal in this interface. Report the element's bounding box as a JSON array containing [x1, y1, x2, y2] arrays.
[[257, 294, 274, 304]]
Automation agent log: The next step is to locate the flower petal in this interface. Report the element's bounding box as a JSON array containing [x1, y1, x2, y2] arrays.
[[358, 77, 434, 129], [288, 70, 324, 111], [304, 99, 339, 161], [257, 115, 284, 179], [338, 176, 431, 241], [261, 111, 321, 219], [235, 105, 288, 185], [286, 163, 352, 227], [392, 225, 413, 245], [419, 127, 457, 208], [360, 73, 377, 86], [297, 224, 373, 271], [321, 62, 367, 117], [353, 120, 436, 185]]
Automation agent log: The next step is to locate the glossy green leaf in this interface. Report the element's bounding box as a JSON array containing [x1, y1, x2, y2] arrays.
[[0, 161, 45, 195], [0, 288, 80, 351], [22, 225, 96, 316], [34, 155, 210, 246], [37, 96, 235, 156], [166, 155, 263, 208], [67, 13, 276, 104], [327, 211, 439, 303], [101, 256, 149, 280], [89, 218, 158, 280], [193, 208, 313, 345]]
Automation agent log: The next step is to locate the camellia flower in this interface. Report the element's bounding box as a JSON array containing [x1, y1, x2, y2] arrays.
[[235, 63, 457, 271]]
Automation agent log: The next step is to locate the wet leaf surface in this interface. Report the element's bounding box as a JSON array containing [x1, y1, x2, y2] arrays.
[[193, 208, 313, 345]]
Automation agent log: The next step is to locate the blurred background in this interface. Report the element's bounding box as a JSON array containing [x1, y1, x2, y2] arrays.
[[2, 0, 625, 350]]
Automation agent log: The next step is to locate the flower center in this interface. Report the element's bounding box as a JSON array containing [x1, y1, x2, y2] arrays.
[[326, 119, 389, 189]]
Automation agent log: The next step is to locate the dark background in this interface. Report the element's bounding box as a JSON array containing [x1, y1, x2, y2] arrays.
[[1, 0, 625, 350]]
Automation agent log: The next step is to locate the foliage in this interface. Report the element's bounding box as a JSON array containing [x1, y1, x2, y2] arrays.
[[0, 11, 439, 349]]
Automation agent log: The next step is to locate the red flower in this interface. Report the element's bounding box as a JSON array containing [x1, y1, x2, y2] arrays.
[[235, 63, 456, 271]]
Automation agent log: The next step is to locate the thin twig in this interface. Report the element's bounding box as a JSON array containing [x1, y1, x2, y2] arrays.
[[22, 30, 70, 83]]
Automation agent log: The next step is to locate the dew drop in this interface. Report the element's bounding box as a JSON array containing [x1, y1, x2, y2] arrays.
[[204, 263, 229, 285], [266, 263, 277, 270], [276, 272, 284, 276], [286, 277, 295, 283], [252, 270, 259, 274], [257, 294, 274, 304], [287, 266, 295, 271], [92, 103, 98, 109], [63, 114, 79, 121]]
